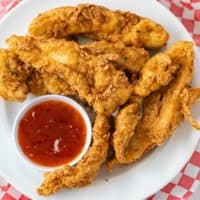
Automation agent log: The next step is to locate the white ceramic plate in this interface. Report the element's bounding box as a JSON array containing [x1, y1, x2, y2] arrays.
[[0, 0, 200, 200]]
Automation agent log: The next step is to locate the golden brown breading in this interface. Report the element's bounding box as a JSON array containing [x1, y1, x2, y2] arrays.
[[0, 49, 77, 99], [134, 53, 179, 97], [29, 4, 169, 48], [180, 87, 200, 130], [42, 72, 77, 96], [35, 39, 145, 114], [108, 41, 194, 168], [16, 66, 77, 97], [7, 35, 133, 114], [123, 41, 194, 161], [0, 48, 76, 99], [27, 70, 47, 95], [28, 38, 149, 75], [91, 67, 133, 114], [81, 41, 149, 73], [37, 114, 110, 195], [113, 102, 142, 164], [7, 35, 94, 103], [0, 49, 32, 101]]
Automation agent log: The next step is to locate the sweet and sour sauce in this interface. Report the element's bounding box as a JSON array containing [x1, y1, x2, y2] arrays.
[[18, 100, 87, 167]]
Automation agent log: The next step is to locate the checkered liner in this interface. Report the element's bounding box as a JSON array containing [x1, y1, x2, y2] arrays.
[[159, 0, 200, 46], [148, 141, 200, 200], [0, 0, 200, 199], [0, 0, 20, 18]]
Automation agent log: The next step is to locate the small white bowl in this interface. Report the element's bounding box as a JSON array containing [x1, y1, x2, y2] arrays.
[[12, 95, 92, 171]]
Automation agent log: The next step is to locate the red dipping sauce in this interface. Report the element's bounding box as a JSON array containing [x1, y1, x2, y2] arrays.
[[18, 100, 87, 167]]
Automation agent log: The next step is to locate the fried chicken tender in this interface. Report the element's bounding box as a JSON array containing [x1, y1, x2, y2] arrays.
[[0, 49, 32, 101], [81, 41, 149, 73], [37, 114, 110, 195], [29, 4, 169, 49], [134, 53, 179, 96], [180, 87, 200, 130], [42, 72, 77, 96], [7, 35, 133, 114], [125, 41, 193, 160], [0, 48, 75, 99], [29, 37, 149, 75], [35, 39, 145, 114], [27, 70, 47, 95], [7, 35, 94, 103], [27, 70, 77, 96], [113, 102, 142, 164], [0, 49, 76, 98], [108, 41, 194, 169]]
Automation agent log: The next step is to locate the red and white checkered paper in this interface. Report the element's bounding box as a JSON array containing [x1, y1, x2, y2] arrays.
[[0, 0, 199, 199]]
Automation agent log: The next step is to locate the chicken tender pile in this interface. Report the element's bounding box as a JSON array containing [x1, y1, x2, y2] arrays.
[[0, 3, 200, 196]]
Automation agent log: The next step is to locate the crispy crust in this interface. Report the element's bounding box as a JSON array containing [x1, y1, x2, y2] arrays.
[[29, 4, 169, 48]]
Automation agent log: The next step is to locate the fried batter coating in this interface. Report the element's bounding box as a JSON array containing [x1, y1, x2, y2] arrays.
[[125, 41, 194, 161], [113, 102, 142, 164], [108, 41, 194, 168], [134, 53, 179, 96], [42, 72, 77, 96], [27, 70, 47, 95], [37, 114, 110, 195], [7, 35, 133, 114], [0, 48, 76, 99], [7, 35, 94, 103], [27, 70, 77, 96], [0, 49, 32, 101], [180, 87, 200, 130], [30, 38, 149, 75], [81, 41, 149, 73], [35, 39, 144, 114], [0, 48, 77, 98], [29, 4, 169, 49]]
